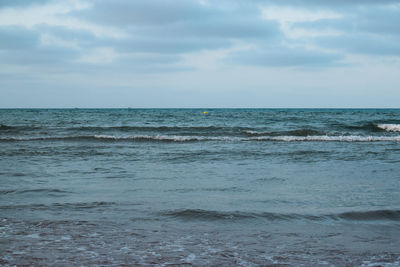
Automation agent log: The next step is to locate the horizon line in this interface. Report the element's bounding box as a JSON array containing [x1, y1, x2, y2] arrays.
[[1, 107, 400, 110]]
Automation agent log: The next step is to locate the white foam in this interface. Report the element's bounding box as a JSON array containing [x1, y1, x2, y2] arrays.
[[87, 134, 400, 142], [361, 260, 400, 266], [2, 134, 400, 142], [93, 134, 118, 140], [94, 134, 240, 142], [251, 135, 400, 142], [182, 253, 196, 263], [377, 124, 400, 132], [26, 233, 40, 238], [243, 130, 263, 135], [60, 235, 71, 240], [95, 134, 201, 142]]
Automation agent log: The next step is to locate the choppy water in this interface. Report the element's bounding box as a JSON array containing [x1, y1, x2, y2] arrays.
[[1, 108, 400, 266]]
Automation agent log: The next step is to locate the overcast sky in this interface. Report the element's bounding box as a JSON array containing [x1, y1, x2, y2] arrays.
[[0, 0, 399, 108]]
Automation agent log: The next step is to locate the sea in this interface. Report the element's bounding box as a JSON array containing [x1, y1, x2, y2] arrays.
[[1, 108, 400, 266]]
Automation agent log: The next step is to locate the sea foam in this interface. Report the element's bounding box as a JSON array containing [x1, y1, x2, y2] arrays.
[[1, 134, 400, 142], [376, 124, 400, 132], [250, 135, 400, 142]]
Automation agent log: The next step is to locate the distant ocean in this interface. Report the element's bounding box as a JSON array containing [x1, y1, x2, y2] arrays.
[[1, 109, 400, 266]]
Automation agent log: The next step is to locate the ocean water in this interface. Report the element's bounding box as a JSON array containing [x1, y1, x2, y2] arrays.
[[1, 108, 400, 266]]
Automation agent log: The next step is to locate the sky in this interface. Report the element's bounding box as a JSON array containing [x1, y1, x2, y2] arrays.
[[0, 0, 399, 108]]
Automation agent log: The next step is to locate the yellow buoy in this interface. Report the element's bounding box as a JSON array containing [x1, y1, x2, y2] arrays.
[[203, 111, 208, 115]]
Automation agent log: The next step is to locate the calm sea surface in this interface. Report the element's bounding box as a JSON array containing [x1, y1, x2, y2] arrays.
[[1, 109, 400, 266]]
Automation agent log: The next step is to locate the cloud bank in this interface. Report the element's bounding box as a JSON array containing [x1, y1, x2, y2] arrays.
[[0, 0, 399, 107]]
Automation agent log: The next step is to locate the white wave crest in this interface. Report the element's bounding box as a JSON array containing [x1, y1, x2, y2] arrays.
[[1, 134, 400, 142], [90, 134, 400, 142], [94, 134, 238, 142], [376, 124, 400, 132], [251, 135, 400, 142], [243, 130, 262, 135]]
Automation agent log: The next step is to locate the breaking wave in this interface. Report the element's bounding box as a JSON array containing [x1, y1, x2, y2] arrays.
[[250, 135, 400, 142], [68, 125, 249, 132], [0, 134, 241, 143], [1, 134, 400, 142], [376, 124, 400, 132], [244, 129, 324, 136], [341, 122, 400, 132]]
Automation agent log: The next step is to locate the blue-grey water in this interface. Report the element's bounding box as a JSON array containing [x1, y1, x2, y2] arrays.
[[1, 109, 400, 266]]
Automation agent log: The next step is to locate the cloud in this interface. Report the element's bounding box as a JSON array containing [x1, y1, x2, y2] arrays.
[[72, 0, 280, 55], [109, 37, 231, 54], [286, 4, 400, 56], [0, 0, 51, 8], [256, 0, 400, 8], [227, 46, 344, 67], [1, 47, 79, 66], [290, 4, 400, 35], [0, 26, 39, 50], [0, 0, 400, 108], [74, 0, 213, 25], [0, 0, 283, 72], [315, 34, 400, 56], [0, 25, 82, 67], [0, 0, 399, 83], [0, 1, 124, 38]]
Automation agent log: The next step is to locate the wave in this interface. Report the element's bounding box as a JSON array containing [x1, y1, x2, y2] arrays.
[[0, 134, 240, 142], [340, 122, 400, 133], [244, 129, 324, 136], [336, 209, 400, 221], [0, 124, 39, 132], [93, 134, 230, 142], [0, 124, 13, 130], [250, 135, 400, 142], [68, 125, 249, 132], [1, 134, 400, 142], [376, 124, 400, 132], [167, 187, 250, 193], [0, 135, 200, 142], [340, 122, 379, 131], [161, 209, 400, 222], [1, 124, 248, 135], [0, 201, 117, 210], [161, 209, 256, 220], [0, 188, 70, 195], [3, 123, 400, 136], [92, 134, 231, 142]]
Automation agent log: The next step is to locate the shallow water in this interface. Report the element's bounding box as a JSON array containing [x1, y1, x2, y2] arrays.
[[1, 109, 400, 266]]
